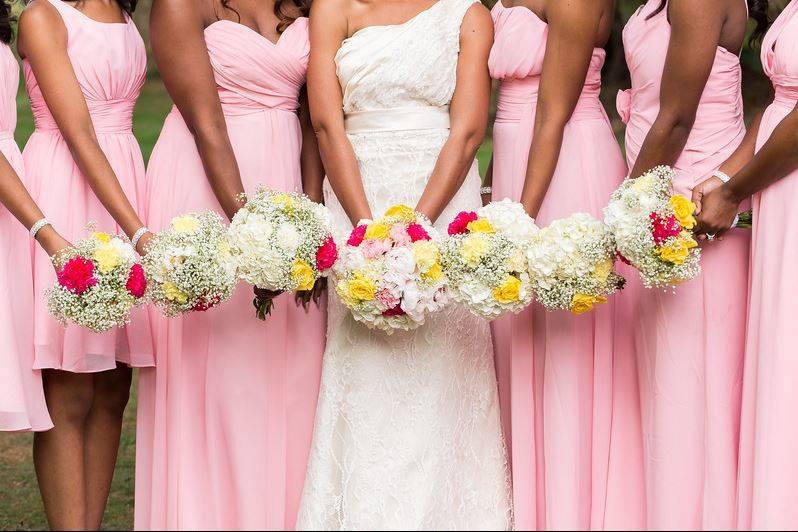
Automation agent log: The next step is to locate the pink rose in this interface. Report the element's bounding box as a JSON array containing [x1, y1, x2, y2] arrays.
[[315, 237, 338, 271], [389, 223, 412, 247], [57, 256, 97, 295], [362, 238, 391, 259], [347, 225, 367, 247], [376, 288, 399, 310], [406, 223, 431, 242], [650, 212, 682, 245], [125, 263, 147, 298], [448, 211, 478, 236]]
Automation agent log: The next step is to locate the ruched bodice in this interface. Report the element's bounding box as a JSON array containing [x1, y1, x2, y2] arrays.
[[204, 18, 309, 115], [762, 0, 798, 107], [0, 44, 17, 138], [619, 0, 745, 176], [23, 0, 145, 134], [489, 2, 606, 122]]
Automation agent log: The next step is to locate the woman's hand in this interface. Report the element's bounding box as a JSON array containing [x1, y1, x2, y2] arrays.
[[35, 226, 72, 268], [690, 175, 724, 214], [694, 185, 740, 240], [134, 230, 155, 256]]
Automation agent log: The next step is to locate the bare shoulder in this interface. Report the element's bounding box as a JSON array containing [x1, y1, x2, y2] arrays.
[[18, 0, 66, 55], [310, 0, 353, 18], [461, 2, 493, 41], [19, 0, 62, 29]]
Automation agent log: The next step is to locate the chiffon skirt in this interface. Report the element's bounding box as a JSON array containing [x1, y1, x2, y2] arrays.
[[135, 108, 326, 530]]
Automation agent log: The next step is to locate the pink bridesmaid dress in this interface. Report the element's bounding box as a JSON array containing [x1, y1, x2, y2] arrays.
[[135, 18, 325, 530], [737, 2, 798, 528], [0, 43, 51, 432], [22, 0, 153, 373], [618, 0, 750, 528], [489, 3, 644, 529]]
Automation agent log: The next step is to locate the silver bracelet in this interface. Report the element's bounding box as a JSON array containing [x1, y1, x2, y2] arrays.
[[131, 226, 150, 249], [29, 218, 50, 239], [480, 186, 492, 195], [714, 170, 733, 183]]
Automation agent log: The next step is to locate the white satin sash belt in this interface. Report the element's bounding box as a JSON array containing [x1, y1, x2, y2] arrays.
[[344, 106, 450, 134]]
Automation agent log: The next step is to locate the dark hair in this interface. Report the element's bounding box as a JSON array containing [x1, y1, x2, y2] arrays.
[[220, 0, 311, 34], [647, 0, 769, 45], [115, 0, 137, 14], [0, 1, 15, 44]]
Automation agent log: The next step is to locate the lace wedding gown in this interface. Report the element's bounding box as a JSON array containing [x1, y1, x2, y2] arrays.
[[296, 1, 512, 530]]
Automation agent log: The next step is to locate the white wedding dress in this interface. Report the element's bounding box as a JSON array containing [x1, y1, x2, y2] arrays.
[[296, 1, 513, 530]]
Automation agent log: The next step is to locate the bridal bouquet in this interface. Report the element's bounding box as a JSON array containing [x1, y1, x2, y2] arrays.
[[143, 212, 237, 316], [440, 200, 538, 319], [334, 204, 448, 333], [228, 188, 338, 318], [47, 231, 147, 331], [527, 213, 625, 314], [604, 166, 701, 288]]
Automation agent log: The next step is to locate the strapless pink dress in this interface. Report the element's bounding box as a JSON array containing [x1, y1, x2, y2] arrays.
[[618, 0, 750, 528], [736, 2, 798, 528], [489, 3, 644, 529], [0, 43, 51, 432], [22, 0, 153, 373], [135, 19, 325, 530]]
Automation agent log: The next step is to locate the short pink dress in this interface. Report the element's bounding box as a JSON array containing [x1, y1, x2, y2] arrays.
[[135, 19, 325, 530], [0, 43, 51, 432], [22, 0, 153, 373], [736, 1, 798, 528], [618, 0, 750, 528], [489, 3, 644, 529]]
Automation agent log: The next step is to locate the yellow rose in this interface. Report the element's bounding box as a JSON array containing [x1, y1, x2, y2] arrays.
[[669, 195, 697, 230], [348, 272, 376, 302], [384, 204, 417, 223], [291, 259, 316, 291], [172, 215, 200, 234], [656, 233, 698, 265], [364, 223, 390, 240], [570, 293, 608, 315], [336, 279, 358, 307], [459, 234, 489, 265], [270, 193, 295, 212], [163, 281, 188, 304], [422, 262, 443, 282], [92, 232, 112, 244], [466, 218, 496, 234], [493, 275, 522, 304], [93, 243, 121, 274], [412, 241, 439, 272], [592, 258, 614, 282]]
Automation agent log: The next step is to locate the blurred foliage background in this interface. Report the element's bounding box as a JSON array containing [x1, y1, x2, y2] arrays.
[[0, 0, 792, 530]]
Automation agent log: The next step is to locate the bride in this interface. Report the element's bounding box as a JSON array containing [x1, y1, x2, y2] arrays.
[[296, 0, 512, 529]]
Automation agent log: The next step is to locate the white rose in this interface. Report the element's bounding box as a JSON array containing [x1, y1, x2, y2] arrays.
[[275, 223, 300, 252], [385, 247, 416, 276]]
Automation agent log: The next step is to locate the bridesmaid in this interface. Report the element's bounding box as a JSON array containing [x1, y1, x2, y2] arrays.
[[135, 0, 325, 529], [0, 1, 65, 434], [617, 0, 768, 528], [694, 1, 798, 528], [487, 0, 644, 529], [18, 0, 153, 529]]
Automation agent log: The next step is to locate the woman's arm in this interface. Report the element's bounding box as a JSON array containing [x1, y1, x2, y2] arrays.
[[517, 0, 605, 217], [18, 2, 149, 250], [0, 154, 70, 256], [149, 0, 245, 219], [695, 103, 798, 236], [415, 4, 493, 222], [628, 0, 726, 178], [307, 0, 371, 225], [299, 90, 325, 203]]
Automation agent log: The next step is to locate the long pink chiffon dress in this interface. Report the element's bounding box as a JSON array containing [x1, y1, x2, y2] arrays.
[[0, 43, 51, 432], [489, 3, 645, 529], [736, 2, 798, 528], [617, 0, 750, 528], [134, 18, 325, 531], [22, 0, 153, 373]]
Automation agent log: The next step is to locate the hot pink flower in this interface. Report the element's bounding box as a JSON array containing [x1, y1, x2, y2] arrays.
[[315, 237, 338, 271], [347, 225, 367, 247], [57, 256, 97, 295], [650, 212, 682, 245], [448, 211, 478, 235], [382, 303, 406, 317], [389, 223, 412, 247], [406, 223, 431, 242], [125, 263, 147, 298]]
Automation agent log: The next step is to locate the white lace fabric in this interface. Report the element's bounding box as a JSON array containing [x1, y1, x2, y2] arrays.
[[297, 1, 513, 530]]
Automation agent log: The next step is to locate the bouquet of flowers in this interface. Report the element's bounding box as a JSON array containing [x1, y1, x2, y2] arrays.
[[143, 212, 237, 316], [527, 212, 625, 314], [604, 166, 701, 288], [440, 200, 538, 319], [228, 188, 338, 318], [334, 204, 448, 333], [47, 231, 147, 331]]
